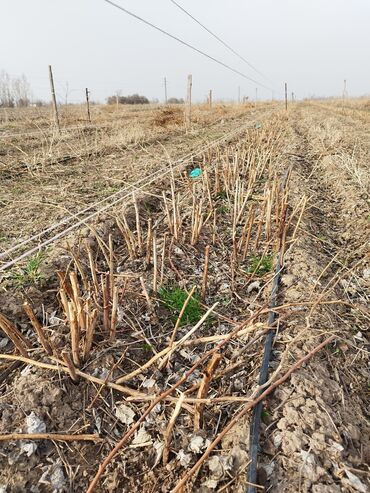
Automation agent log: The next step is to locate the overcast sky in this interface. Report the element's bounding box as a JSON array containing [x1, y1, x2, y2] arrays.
[[2, 0, 370, 103]]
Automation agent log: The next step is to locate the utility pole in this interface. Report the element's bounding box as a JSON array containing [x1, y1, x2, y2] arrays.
[[48, 65, 60, 133], [164, 77, 168, 104], [238, 86, 241, 104], [285, 82, 288, 111], [85, 88, 91, 123], [291, 92, 295, 102], [342, 79, 348, 100], [208, 89, 212, 109], [185, 74, 192, 132]]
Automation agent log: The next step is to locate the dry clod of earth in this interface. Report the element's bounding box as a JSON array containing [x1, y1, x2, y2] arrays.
[[0, 101, 369, 493]]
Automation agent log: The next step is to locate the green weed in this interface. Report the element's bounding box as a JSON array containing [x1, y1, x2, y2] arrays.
[[217, 205, 228, 214], [12, 252, 45, 288], [142, 343, 153, 353], [246, 254, 273, 277], [159, 286, 204, 327]]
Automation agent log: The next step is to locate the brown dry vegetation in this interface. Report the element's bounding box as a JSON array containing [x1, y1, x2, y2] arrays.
[[0, 100, 369, 493]]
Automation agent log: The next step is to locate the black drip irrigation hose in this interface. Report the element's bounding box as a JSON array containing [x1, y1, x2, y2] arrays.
[[247, 254, 281, 492], [247, 169, 291, 492]]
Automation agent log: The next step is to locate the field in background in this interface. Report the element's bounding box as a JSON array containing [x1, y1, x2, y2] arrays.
[[0, 101, 273, 252]]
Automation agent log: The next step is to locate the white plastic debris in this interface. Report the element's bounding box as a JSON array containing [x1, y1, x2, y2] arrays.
[[50, 465, 66, 492], [141, 378, 156, 389], [189, 435, 205, 453], [201, 479, 218, 489], [247, 281, 261, 293], [131, 427, 152, 447], [0, 486, 7, 493], [344, 470, 368, 493], [153, 440, 164, 467], [48, 311, 63, 326], [177, 449, 192, 467], [39, 464, 66, 493], [273, 433, 282, 448], [26, 412, 46, 434], [21, 366, 33, 377], [207, 455, 233, 480], [0, 338, 8, 349], [115, 404, 135, 425], [20, 441, 37, 457]]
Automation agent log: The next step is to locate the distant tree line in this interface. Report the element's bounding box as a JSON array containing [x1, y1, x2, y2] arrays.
[[0, 70, 32, 107], [107, 94, 150, 105], [106, 94, 185, 105], [167, 98, 184, 104]]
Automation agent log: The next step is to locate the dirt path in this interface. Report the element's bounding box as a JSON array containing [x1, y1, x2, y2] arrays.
[[259, 105, 370, 493]]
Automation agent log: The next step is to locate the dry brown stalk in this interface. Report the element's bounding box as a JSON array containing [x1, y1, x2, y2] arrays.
[[140, 277, 153, 312], [133, 194, 142, 253], [85, 309, 264, 493], [146, 218, 153, 264], [242, 205, 256, 260], [201, 245, 210, 300], [101, 274, 110, 334], [62, 351, 79, 382], [162, 191, 173, 235], [23, 301, 53, 356], [254, 203, 265, 251], [163, 393, 185, 465], [68, 248, 89, 291], [0, 313, 31, 357], [110, 285, 118, 341], [83, 308, 98, 361], [0, 433, 101, 442], [152, 233, 158, 292], [67, 301, 80, 367], [69, 271, 85, 331], [183, 323, 265, 347], [0, 354, 146, 398], [160, 232, 167, 287], [212, 210, 217, 245], [194, 353, 222, 430], [171, 335, 336, 493], [108, 234, 115, 296], [58, 288, 70, 322], [128, 395, 254, 404], [116, 217, 135, 259], [56, 270, 73, 299], [86, 245, 99, 296]]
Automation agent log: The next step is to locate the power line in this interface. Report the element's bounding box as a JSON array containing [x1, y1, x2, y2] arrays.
[[169, 0, 269, 82], [101, 0, 272, 91]]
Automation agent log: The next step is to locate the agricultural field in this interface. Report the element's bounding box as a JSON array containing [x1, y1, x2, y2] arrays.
[[0, 99, 369, 493]]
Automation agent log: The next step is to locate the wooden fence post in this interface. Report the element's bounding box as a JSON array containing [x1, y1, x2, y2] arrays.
[[48, 65, 60, 133], [85, 88, 91, 123], [185, 74, 192, 131]]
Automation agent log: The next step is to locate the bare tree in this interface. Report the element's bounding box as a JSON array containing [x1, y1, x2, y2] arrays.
[[0, 71, 32, 107]]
